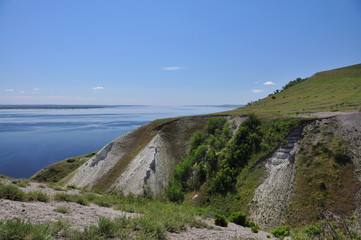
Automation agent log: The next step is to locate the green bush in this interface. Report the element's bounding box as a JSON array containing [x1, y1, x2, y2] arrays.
[[229, 212, 247, 226], [271, 225, 291, 239], [26, 190, 49, 202], [251, 226, 259, 233], [166, 181, 184, 202], [0, 185, 26, 201], [66, 184, 78, 189], [214, 214, 228, 227], [205, 118, 227, 135], [189, 130, 205, 152]]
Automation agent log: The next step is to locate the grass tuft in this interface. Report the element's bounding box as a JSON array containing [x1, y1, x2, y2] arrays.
[[54, 205, 70, 214], [26, 190, 50, 202], [0, 185, 26, 201]]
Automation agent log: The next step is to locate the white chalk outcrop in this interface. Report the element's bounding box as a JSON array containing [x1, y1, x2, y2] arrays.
[[67, 129, 137, 189], [249, 128, 302, 229], [109, 133, 172, 196]]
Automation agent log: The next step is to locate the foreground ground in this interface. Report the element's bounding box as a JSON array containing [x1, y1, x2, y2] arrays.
[[0, 180, 274, 240]]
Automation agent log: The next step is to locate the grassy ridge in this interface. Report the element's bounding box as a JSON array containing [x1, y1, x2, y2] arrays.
[[31, 152, 96, 183], [224, 63, 361, 116]]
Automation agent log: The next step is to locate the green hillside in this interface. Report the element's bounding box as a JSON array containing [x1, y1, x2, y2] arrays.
[[226, 63, 361, 116]]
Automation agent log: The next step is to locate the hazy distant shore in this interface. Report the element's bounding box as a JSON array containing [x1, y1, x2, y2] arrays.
[[0, 104, 243, 110]]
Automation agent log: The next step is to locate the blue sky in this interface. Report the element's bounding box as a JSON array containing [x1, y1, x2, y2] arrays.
[[1, 0, 360, 105]]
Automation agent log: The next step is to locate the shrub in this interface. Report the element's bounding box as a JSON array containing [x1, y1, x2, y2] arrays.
[[26, 190, 49, 202], [229, 212, 247, 226], [251, 226, 259, 233], [189, 130, 205, 152], [271, 225, 291, 239], [166, 181, 184, 202], [0, 185, 26, 201], [214, 214, 228, 227], [205, 118, 227, 135]]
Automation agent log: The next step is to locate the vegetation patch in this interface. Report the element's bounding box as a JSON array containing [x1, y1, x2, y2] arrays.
[[26, 190, 50, 202], [271, 225, 291, 239], [168, 115, 301, 217], [290, 215, 361, 240], [0, 184, 26, 201], [31, 152, 96, 183], [214, 214, 228, 227], [54, 193, 89, 206], [286, 129, 360, 226], [0, 218, 68, 240], [54, 205, 70, 214]]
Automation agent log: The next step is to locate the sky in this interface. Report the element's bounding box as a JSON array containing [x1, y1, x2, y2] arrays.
[[0, 0, 360, 105]]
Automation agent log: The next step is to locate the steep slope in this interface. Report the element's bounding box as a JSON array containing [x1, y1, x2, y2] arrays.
[[248, 114, 361, 230], [65, 116, 217, 195], [249, 126, 304, 229]]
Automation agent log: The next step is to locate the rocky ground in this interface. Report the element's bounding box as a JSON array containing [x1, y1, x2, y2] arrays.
[[168, 219, 274, 240]]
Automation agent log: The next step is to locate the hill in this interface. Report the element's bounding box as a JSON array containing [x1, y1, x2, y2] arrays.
[[224, 63, 361, 116]]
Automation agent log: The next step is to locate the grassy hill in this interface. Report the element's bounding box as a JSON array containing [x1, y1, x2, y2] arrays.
[[224, 63, 361, 116]]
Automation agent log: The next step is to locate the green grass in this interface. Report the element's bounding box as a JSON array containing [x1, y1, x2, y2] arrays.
[[26, 190, 50, 202], [0, 218, 68, 240], [222, 63, 361, 116], [54, 205, 70, 214], [0, 184, 26, 201], [31, 152, 96, 183], [54, 193, 89, 206]]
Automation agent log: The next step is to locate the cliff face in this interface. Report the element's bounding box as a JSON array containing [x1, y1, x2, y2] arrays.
[[249, 126, 303, 229], [248, 113, 361, 230]]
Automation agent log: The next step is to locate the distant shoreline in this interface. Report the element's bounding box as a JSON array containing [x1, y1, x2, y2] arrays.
[[0, 105, 144, 110], [0, 104, 243, 110]]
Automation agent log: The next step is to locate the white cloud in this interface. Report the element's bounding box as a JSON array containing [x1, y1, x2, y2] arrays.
[[5, 89, 15, 92], [251, 89, 264, 93], [33, 88, 40, 91], [19, 90, 26, 94], [92, 86, 104, 90], [264, 81, 275, 85], [162, 66, 185, 71]]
